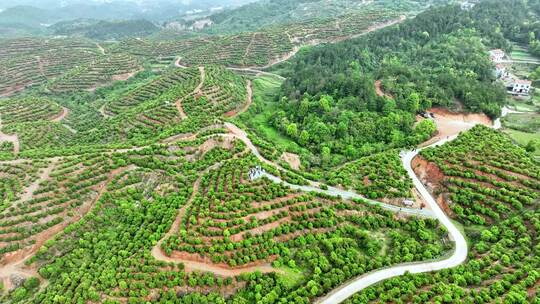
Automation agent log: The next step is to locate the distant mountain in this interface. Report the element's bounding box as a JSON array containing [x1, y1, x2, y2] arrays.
[[0, 5, 58, 26], [51, 19, 160, 40], [175, 0, 377, 34], [0, 0, 258, 22], [0, 0, 258, 38]]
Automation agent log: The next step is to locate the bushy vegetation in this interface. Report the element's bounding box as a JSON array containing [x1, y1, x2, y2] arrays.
[[325, 150, 414, 199], [0, 130, 448, 303], [266, 0, 540, 169], [51, 19, 160, 41], [345, 126, 540, 303]]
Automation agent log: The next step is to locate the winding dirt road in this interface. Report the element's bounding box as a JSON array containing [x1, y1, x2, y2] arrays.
[[0, 116, 20, 155], [175, 66, 205, 119], [226, 80, 253, 117], [96, 43, 106, 55], [50, 107, 69, 123]]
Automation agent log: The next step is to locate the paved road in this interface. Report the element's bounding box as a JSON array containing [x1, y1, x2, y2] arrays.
[[500, 59, 540, 65], [261, 173, 435, 218], [316, 141, 467, 303], [316, 106, 519, 303], [224, 122, 435, 218]]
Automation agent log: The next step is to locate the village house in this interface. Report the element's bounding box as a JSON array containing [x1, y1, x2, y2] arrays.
[[402, 199, 414, 207], [495, 64, 507, 78], [489, 49, 505, 63], [509, 79, 532, 95]]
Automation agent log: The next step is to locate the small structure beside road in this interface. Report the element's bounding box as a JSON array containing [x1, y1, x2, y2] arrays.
[[489, 49, 505, 63], [248, 166, 265, 180]]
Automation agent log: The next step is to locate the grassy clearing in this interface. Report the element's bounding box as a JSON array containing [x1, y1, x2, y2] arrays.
[[506, 96, 539, 112], [503, 129, 540, 156], [276, 266, 305, 289], [503, 112, 540, 132], [510, 45, 540, 62], [236, 75, 302, 152], [507, 100, 537, 112]]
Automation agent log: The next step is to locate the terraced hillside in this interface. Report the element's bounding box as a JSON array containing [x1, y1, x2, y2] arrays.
[[0, 38, 101, 96], [0, 98, 63, 124], [97, 65, 248, 143], [0, 38, 145, 96], [181, 66, 249, 118], [47, 53, 141, 92], [0, 125, 449, 303], [0, 154, 120, 262], [0, 98, 70, 154], [116, 9, 402, 68], [103, 67, 201, 116], [346, 126, 540, 303], [0, 66, 249, 154]]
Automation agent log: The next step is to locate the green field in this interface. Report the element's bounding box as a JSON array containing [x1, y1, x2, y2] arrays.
[[510, 45, 540, 62], [503, 129, 540, 156], [234, 75, 304, 154]]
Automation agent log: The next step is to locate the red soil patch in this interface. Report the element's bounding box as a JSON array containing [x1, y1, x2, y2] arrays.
[[420, 107, 492, 146], [362, 176, 371, 186], [280, 152, 301, 170], [50, 107, 69, 123], [374, 80, 393, 98], [412, 155, 445, 189], [412, 155, 452, 215]]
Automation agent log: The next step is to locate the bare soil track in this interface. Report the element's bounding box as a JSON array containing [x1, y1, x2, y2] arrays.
[[0, 116, 20, 154], [176, 66, 205, 119]]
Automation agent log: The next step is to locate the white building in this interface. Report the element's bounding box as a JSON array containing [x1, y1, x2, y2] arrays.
[[402, 199, 414, 207], [510, 79, 532, 95], [495, 64, 507, 78], [489, 49, 505, 63]]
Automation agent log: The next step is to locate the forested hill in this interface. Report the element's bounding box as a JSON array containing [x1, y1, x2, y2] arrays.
[[266, 0, 535, 166], [278, 0, 532, 118]]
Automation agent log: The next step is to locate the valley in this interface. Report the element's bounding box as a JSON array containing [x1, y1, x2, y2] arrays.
[[0, 0, 539, 303]]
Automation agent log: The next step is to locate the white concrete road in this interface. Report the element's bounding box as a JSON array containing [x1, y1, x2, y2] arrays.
[[315, 106, 518, 304], [261, 173, 435, 218], [315, 140, 467, 304]]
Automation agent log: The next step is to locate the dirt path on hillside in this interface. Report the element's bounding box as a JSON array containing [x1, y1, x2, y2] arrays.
[[0, 116, 20, 155], [96, 43, 105, 55], [112, 71, 137, 82], [225, 80, 252, 117], [0, 165, 133, 291], [18, 158, 59, 203], [175, 66, 205, 119], [242, 33, 256, 60], [50, 107, 69, 122], [374, 80, 393, 98], [36, 56, 45, 77], [175, 57, 189, 69], [99, 104, 111, 118], [150, 153, 282, 276]]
